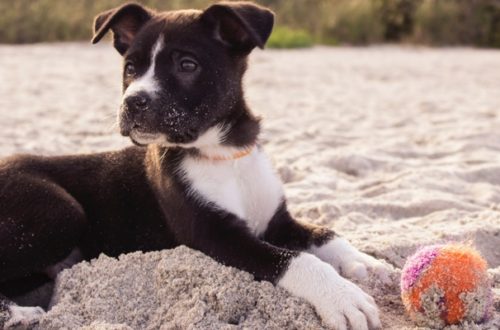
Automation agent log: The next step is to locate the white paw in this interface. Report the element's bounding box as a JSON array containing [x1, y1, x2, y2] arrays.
[[279, 253, 381, 330], [311, 237, 393, 285], [5, 305, 45, 329], [322, 279, 381, 330]]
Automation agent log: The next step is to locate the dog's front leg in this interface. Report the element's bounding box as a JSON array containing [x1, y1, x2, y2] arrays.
[[264, 204, 393, 285], [279, 252, 381, 330], [183, 215, 380, 330]]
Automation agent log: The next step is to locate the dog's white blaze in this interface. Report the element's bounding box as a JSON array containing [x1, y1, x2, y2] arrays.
[[181, 147, 284, 236], [278, 253, 381, 330], [123, 36, 164, 100]]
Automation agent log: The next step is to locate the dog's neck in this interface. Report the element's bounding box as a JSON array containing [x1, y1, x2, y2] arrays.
[[147, 103, 260, 169], [193, 107, 260, 161], [197, 144, 255, 161], [219, 102, 260, 149]]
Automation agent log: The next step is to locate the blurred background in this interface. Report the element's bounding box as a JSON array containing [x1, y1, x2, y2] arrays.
[[1, 0, 499, 48]]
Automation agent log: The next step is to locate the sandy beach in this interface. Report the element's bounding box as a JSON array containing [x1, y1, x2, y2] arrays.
[[0, 43, 499, 329]]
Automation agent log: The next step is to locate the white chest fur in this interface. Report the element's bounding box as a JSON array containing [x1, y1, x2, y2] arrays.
[[180, 148, 284, 236]]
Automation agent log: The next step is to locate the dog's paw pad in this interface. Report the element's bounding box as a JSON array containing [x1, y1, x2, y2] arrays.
[[5, 305, 44, 329]]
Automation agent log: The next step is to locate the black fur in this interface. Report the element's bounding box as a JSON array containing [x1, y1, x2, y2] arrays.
[[264, 203, 335, 251], [92, 3, 153, 55]]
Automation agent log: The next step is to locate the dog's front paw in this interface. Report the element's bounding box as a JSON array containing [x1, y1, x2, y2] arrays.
[[320, 276, 380, 330], [337, 248, 392, 285], [5, 305, 45, 330], [279, 253, 381, 330], [311, 237, 393, 285]]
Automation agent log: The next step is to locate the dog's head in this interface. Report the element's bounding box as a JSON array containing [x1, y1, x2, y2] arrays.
[[92, 1, 273, 150]]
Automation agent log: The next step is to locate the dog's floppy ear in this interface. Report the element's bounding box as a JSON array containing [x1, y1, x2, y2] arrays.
[[201, 1, 274, 52], [91, 3, 152, 55]]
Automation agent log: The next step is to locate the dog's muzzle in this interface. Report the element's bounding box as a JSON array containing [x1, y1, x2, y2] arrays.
[[119, 92, 152, 136]]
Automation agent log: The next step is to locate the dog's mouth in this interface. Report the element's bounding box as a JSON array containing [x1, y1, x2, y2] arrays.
[[119, 114, 164, 145], [119, 110, 203, 146], [128, 126, 200, 147], [129, 127, 165, 146]]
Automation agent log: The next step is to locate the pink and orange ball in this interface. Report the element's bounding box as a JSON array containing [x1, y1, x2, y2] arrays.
[[400, 244, 493, 328]]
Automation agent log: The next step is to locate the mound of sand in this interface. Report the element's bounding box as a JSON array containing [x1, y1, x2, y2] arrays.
[[41, 246, 323, 330], [0, 44, 499, 329]]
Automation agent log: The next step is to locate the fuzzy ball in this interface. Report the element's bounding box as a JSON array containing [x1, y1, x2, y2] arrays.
[[400, 244, 492, 328]]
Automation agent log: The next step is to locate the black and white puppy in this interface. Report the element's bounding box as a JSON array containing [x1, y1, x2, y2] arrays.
[[0, 2, 390, 329]]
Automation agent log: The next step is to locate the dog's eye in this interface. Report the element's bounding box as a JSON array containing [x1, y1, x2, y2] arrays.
[[125, 63, 136, 77], [180, 59, 197, 73]]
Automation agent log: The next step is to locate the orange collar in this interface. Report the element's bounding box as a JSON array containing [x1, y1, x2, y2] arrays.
[[198, 145, 255, 161]]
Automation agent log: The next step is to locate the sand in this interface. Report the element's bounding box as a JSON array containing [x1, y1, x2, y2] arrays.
[[41, 246, 324, 330], [0, 43, 499, 329]]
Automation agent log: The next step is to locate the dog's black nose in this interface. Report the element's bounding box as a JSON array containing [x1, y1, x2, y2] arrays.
[[125, 93, 151, 112]]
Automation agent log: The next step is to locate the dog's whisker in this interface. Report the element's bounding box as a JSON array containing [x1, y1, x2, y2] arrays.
[[106, 121, 119, 132], [158, 149, 168, 165]]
